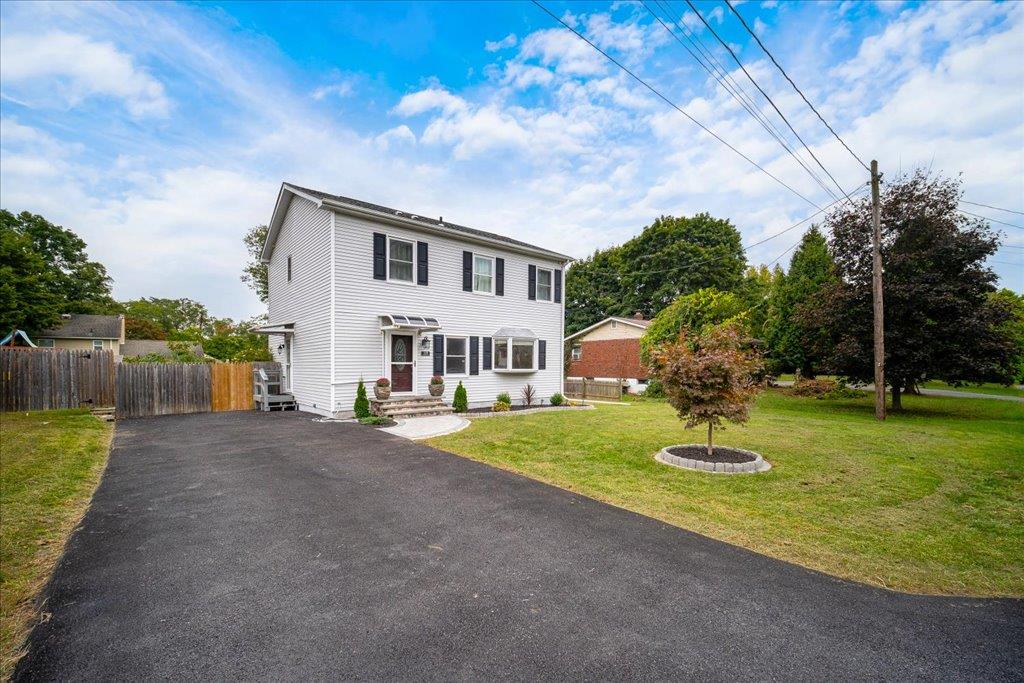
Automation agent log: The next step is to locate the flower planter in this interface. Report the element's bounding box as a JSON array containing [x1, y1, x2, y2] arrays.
[[428, 383, 444, 397], [374, 385, 391, 400]]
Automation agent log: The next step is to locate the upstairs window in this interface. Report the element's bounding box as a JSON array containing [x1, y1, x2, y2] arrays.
[[473, 255, 494, 294], [388, 238, 414, 282], [536, 268, 553, 302]]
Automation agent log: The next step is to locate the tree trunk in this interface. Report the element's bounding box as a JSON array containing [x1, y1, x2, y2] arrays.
[[707, 422, 714, 457], [891, 384, 902, 411], [800, 361, 815, 380]]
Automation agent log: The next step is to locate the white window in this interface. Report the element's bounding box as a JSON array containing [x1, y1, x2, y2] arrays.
[[388, 237, 414, 282], [473, 255, 494, 294], [571, 344, 582, 361], [92, 340, 104, 350], [536, 268, 553, 301], [38, 338, 54, 348], [446, 336, 467, 375], [492, 338, 536, 373]]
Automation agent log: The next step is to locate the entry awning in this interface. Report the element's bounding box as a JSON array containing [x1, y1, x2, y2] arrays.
[[252, 322, 295, 335], [380, 314, 441, 331], [492, 326, 537, 339]]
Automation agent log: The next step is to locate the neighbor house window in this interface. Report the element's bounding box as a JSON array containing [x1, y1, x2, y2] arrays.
[[446, 336, 467, 374], [571, 344, 582, 361], [388, 237, 414, 282], [287, 255, 292, 281], [38, 339, 54, 348], [473, 255, 494, 294], [536, 268, 553, 301], [92, 340, 104, 350], [492, 338, 536, 372]]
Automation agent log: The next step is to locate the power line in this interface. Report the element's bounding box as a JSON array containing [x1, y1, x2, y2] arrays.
[[1000, 244, 1024, 250], [958, 209, 1023, 230], [530, 0, 822, 210], [724, 0, 869, 172], [961, 200, 1024, 216], [683, 0, 851, 202], [642, 0, 841, 202], [991, 260, 1024, 266]]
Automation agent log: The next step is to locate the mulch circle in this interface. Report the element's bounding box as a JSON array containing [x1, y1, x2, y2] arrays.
[[665, 445, 757, 464]]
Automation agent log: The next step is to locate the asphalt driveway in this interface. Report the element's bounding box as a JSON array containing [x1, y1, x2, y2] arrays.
[[15, 411, 1023, 681]]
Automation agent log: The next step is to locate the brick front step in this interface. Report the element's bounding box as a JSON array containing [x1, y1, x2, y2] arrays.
[[370, 396, 452, 418]]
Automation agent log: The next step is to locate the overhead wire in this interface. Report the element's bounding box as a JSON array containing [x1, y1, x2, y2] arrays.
[[960, 200, 1024, 216], [724, 0, 869, 172], [958, 209, 1023, 230], [530, 0, 823, 210]]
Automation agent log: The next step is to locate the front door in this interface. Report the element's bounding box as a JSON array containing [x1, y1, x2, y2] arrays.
[[390, 334, 414, 393]]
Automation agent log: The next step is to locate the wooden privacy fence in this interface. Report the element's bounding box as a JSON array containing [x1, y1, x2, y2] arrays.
[[116, 361, 282, 418], [1, 348, 116, 411], [564, 378, 623, 401]]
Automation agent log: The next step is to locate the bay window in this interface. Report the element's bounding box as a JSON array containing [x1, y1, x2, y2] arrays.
[[492, 337, 536, 372]]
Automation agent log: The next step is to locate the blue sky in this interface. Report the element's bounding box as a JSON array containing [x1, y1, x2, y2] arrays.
[[1, 0, 1021, 319]]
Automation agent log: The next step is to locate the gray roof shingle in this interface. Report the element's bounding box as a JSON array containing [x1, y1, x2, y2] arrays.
[[40, 314, 122, 339], [119, 340, 205, 358], [286, 183, 572, 260]]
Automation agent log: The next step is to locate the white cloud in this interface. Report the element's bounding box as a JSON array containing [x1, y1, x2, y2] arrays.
[[0, 31, 169, 117], [374, 125, 416, 150], [392, 87, 468, 116], [518, 27, 607, 76], [707, 6, 725, 24], [311, 79, 355, 101], [484, 33, 517, 52]]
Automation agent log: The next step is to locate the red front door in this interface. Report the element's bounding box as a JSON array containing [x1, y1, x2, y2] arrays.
[[390, 334, 413, 392]]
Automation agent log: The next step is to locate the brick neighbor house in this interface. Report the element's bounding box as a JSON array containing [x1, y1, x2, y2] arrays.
[[565, 314, 652, 393]]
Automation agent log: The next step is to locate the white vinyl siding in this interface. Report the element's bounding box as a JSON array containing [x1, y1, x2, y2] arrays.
[[267, 195, 333, 414]]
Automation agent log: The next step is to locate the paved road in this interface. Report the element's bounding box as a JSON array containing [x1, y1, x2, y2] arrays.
[[776, 381, 1024, 402], [15, 412, 1023, 681]]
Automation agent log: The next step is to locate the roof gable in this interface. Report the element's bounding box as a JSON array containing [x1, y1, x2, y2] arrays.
[[564, 316, 651, 342]]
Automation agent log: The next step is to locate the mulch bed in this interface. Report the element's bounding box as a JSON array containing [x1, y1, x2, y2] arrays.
[[465, 404, 567, 414], [665, 445, 757, 464]]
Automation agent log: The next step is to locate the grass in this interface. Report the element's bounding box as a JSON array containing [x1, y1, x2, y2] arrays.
[[429, 391, 1024, 597], [1, 410, 113, 679], [775, 374, 1024, 399]]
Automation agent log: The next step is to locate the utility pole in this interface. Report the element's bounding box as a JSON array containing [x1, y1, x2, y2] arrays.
[[870, 160, 885, 421]]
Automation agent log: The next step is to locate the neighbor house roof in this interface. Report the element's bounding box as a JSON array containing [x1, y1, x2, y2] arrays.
[[262, 183, 574, 264], [119, 340, 204, 358], [39, 314, 123, 339], [564, 316, 651, 342]]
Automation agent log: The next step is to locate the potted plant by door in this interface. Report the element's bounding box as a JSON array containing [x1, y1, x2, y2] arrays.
[[428, 375, 445, 397], [375, 377, 391, 400]]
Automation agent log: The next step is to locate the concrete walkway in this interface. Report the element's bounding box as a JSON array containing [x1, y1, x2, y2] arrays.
[[777, 381, 1024, 402], [381, 414, 470, 440], [14, 411, 1023, 680]]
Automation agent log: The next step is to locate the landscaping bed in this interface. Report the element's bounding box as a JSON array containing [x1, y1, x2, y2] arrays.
[[665, 445, 756, 463], [465, 405, 594, 418], [429, 390, 1024, 596], [1, 409, 113, 678]]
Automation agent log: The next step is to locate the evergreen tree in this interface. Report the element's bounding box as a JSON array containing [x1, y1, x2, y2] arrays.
[[354, 378, 370, 418], [452, 381, 468, 412], [764, 226, 836, 376]]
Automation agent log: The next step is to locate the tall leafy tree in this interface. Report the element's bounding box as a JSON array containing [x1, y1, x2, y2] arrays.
[[121, 297, 211, 337], [764, 226, 836, 377], [802, 171, 1017, 409], [0, 226, 59, 334], [735, 264, 781, 340], [242, 224, 269, 303], [0, 210, 117, 315], [640, 288, 748, 363], [564, 213, 745, 334]]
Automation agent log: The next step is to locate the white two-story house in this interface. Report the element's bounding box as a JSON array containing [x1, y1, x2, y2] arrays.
[[258, 183, 572, 417]]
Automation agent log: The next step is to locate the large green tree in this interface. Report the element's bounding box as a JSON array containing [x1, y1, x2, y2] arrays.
[[121, 297, 211, 337], [802, 171, 1017, 409], [241, 224, 269, 303], [735, 264, 781, 340], [0, 210, 117, 316], [764, 226, 836, 376], [639, 288, 748, 363], [0, 226, 59, 334], [564, 213, 745, 334]]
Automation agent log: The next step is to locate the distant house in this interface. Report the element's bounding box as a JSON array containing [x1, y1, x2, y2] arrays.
[[565, 314, 652, 393], [36, 314, 126, 358], [119, 339, 205, 360]]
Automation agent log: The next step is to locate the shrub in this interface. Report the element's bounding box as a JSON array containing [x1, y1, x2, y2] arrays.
[[359, 416, 392, 426], [640, 288, 749, 365], [642, 378, 665, 398], [521, 383, 536, 406], [549, 392, 564, 406], [648, 324, 762, 457], [491, 401, 511, 412], [789, 377, 860, 400], [453, 381, 468, 412], [354, 378, 370, 418], [496, 391, 512, 405], [376, 377, 390, 387], [430, 375, 444, 385]]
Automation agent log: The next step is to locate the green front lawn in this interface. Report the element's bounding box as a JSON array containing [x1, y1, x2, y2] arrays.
[[430, 392, 1024, 596], [1, 410, 113, 679], [921, 381, 1024, 398]]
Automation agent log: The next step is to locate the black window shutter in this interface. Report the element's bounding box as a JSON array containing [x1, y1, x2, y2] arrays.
[[554, 269, 562, 303], [462, 251, 473, 291], [417, 241, 428, 285], [433, 334, 444, 375], [373, 233, 386, 280], [538, 340, 547, 370], [495, 258, 504, 296], [482, 337, 492, 370], [528, 264, 536, 300], [469, 336, 479, 375]]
